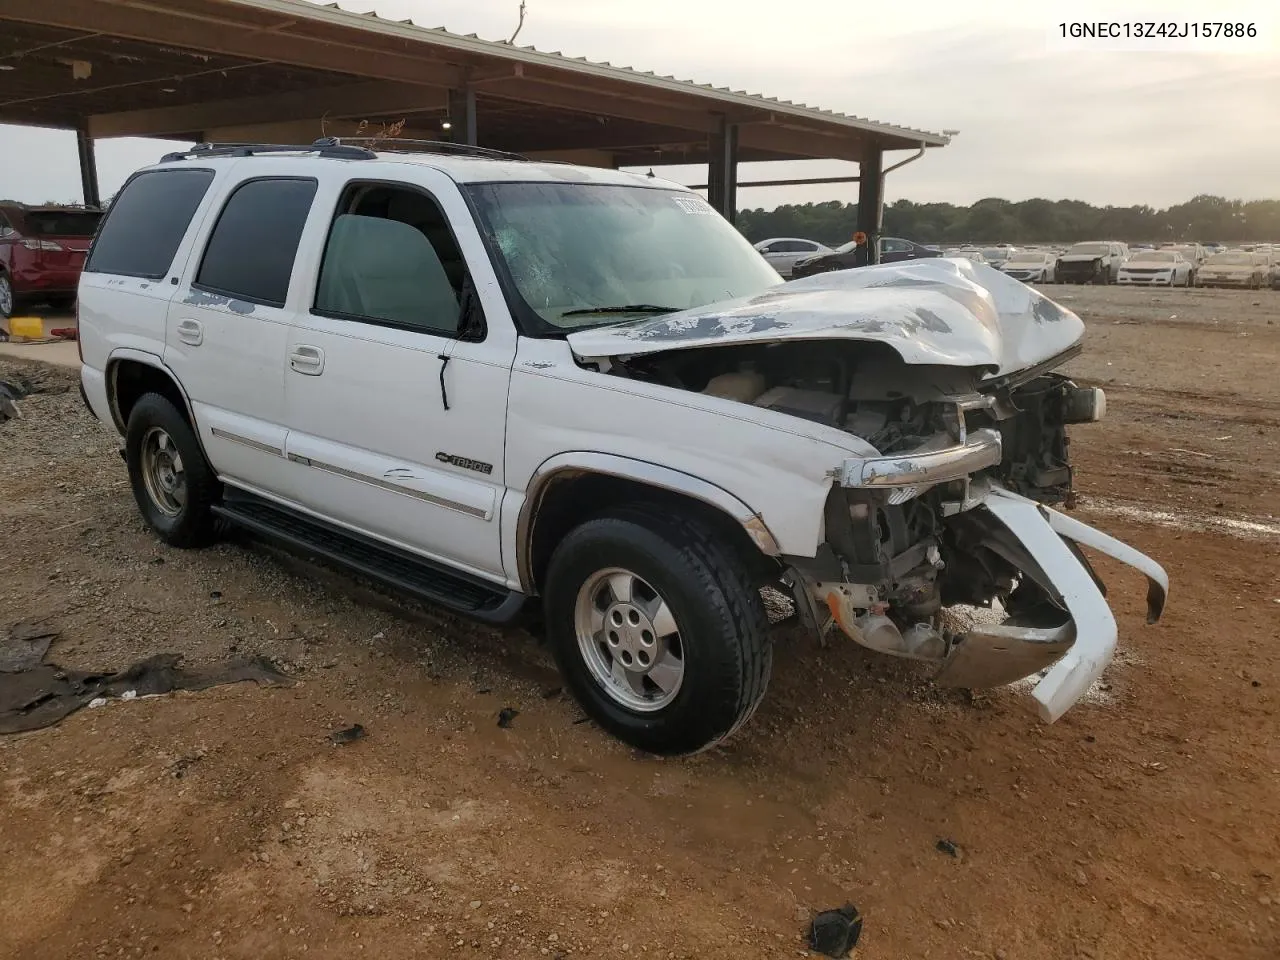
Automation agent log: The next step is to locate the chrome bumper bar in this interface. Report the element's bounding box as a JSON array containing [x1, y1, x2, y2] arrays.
[[840, 428, 1003, 488]]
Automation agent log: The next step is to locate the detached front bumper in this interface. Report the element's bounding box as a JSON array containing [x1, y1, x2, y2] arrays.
[[817, 484, 1168, 723], [959, 487, 1168, 721]]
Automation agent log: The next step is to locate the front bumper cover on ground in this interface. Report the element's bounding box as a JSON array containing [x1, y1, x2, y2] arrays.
[[971, 487, 1167, 721], [819, 484, 1169, 723]]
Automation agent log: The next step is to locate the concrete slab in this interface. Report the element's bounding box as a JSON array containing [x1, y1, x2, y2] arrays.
[[0, 312, 80, 369], [0, 339, 81, 368]]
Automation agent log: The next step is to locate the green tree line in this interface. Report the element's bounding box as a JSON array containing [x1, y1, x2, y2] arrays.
[[736, 195, 1280, 246]]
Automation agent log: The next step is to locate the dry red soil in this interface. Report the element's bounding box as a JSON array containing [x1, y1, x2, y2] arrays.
[[1, 285, 1277, 960]]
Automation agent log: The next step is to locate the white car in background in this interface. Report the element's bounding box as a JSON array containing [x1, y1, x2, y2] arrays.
[[1117, 250, 1195, 287], [1197, 250, 1267, 288], [981, 245, 1017, 267], [951, 249, 987, 263], [1000, 250, 1056, 283], [754, 237, 833, 278]]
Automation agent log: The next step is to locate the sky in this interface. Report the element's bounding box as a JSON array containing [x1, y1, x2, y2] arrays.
[[1, 0, 1277, 210]]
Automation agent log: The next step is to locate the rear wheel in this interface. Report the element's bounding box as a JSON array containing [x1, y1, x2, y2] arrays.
[[125, 393, 220, 548], [543, 505, 772, 755]]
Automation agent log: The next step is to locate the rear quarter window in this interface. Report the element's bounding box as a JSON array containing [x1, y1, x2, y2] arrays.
[[85, 169, 215, 279]]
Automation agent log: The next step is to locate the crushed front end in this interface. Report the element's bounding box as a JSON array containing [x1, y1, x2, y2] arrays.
[[789, 354, 1167, 721], [570, 258, 1169, 722]]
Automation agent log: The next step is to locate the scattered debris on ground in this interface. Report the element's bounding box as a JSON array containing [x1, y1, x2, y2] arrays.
[[0, 650, 293, 734], [0, 621, 61, 672], [808, 903, 863, 958], [328, 723, 366, 745]]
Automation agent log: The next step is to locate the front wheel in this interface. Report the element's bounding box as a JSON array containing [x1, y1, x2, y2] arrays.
[[125, 393, 221, 548], [543, 506, 772, 755]]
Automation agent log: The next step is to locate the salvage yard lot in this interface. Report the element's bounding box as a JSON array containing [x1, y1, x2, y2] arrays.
[[1, 284, 1277, 960]]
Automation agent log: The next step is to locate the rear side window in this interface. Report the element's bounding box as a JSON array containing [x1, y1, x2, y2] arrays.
[[195, 178, 317, 307], [86, 169, 214, 279], [24, 210, 102, 237]]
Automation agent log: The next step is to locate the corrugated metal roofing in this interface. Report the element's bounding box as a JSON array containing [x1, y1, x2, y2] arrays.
[[235, 0, 947, 147]]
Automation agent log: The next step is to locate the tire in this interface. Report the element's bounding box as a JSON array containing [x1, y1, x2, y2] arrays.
[[124, 393, 220, 548], [0, 272, 13, 320], [543, 505, 772, 755]]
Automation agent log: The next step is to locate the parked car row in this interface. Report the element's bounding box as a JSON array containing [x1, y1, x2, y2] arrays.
[[755, 236, 942, 278], [753, 232, 1280, 292]]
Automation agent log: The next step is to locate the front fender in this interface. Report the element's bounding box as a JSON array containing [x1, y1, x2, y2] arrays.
[[511, 451, 783, 592]]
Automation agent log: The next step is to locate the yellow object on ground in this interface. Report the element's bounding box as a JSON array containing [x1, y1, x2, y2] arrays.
[[7, 316, 44, 340]]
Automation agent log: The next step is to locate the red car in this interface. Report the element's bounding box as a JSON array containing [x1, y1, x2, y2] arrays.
[[0, 204, 103, 320]]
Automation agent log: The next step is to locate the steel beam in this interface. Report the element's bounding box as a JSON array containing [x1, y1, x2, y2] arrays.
[[76, 127, 99, 207], [87, 81, 448, 139], [856, 147, 884, 264], [448, 86, 477, 146], [706, 117, 739, 223]]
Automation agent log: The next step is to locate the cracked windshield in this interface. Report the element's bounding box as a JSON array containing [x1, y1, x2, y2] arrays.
[[467, 181, 781, 330]]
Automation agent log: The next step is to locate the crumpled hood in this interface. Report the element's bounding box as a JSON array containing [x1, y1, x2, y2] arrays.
[[1058, 253, 1106, 263], [567, 258, 1085, 377], [1201, 264, 1253, 273]]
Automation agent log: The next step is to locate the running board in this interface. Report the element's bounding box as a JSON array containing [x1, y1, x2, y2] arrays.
[[213, 491, 527, 626]]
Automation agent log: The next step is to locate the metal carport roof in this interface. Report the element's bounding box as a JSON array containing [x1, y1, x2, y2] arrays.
[[0, 0, 948, 167]]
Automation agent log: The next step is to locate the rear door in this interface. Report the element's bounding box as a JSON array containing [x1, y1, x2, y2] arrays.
[[277, 169, 517, 582], [164, 164, 321, 495], [78, 166, 221, 388]]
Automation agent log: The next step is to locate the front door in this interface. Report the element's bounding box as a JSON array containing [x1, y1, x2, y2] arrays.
[[279, 174, 516, 583]]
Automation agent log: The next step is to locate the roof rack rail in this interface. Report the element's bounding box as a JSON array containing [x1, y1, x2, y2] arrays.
[[159, 141, 375, 162], [158, 138, 528, 165], [318, 137, 529, 162]]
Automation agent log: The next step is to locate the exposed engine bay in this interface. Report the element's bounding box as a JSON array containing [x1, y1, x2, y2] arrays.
[[601, 338, 1110, 677], [605, 339, 1099, 505]]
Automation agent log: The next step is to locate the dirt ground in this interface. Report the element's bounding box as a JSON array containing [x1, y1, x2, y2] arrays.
[[1, 285, 1277, 960]]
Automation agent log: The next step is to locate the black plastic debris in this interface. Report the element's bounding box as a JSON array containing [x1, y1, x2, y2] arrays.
[[572, 716, 590, 725], [1, 652, 293, 735], [541, 686, 563, 700], [1, 621, 61, 673], [0, 381, 22, 423], [497, 707, 519, 728], [329, 723, 365, 745], [936, 839, 961, 858], [808, 903, 863, 958]]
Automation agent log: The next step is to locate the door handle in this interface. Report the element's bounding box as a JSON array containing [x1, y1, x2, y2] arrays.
[[290, 345, 325, 375], [176, 318, 203, 346]]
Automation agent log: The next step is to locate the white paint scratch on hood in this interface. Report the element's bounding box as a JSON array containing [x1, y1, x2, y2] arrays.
[[567, 258, 1085, 376]]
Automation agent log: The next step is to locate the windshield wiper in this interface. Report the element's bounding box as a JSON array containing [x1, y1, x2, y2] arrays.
[[561, 304, 680, 317]]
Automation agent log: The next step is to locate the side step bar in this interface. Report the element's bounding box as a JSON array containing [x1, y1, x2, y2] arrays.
[[213, 490, 528, 626]]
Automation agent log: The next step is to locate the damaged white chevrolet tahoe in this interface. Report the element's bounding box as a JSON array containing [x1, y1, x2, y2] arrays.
[[77, 140, 1169, 755]]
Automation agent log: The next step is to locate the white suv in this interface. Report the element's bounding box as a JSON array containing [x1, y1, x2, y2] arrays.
[[77, 139, 1168, 755]]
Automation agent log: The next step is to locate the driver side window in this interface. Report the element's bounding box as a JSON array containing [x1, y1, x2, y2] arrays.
[[313, 183, 478, 338]]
